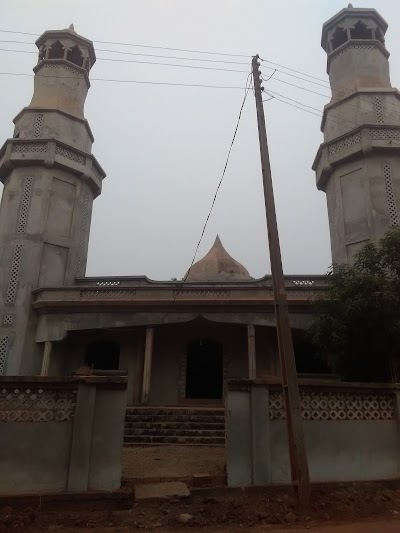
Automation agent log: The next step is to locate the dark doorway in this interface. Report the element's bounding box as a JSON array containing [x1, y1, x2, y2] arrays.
[[85, 341, 120, 370], [185, 340, 223, 399]]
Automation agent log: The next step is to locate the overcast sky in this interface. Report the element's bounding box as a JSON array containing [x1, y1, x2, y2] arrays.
[[1, 0, 400, 280]]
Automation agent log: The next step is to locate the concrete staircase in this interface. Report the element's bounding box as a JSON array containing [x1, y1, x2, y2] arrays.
[[124, 406, 225, 446]]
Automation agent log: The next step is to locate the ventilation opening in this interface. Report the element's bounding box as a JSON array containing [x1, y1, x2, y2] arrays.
[[85, 341, 120, 370], [332, 27, 348, 51], [185, 340, 223, 399], [350, 20, 373, 40], [66, 45, 83, 67], [48, 40, 64, 60]]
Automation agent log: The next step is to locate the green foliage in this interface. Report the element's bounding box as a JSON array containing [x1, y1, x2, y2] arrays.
[[309, 229, 400, 382]]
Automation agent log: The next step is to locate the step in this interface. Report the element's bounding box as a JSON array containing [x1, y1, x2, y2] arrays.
[[124, 435, 225, 446], [124, 406, 226, 447], [125, 407, 224, 416], [124, 421, 225, 430], [125, 428, 225, 437], [125, 414, 225, 423]]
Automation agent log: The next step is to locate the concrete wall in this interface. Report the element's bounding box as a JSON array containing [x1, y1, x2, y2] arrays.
[[226, 380, 400, 486], [0, 376, 127, 494]]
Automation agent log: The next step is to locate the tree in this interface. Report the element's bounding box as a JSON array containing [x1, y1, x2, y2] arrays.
[[309, 229, 400, 382]]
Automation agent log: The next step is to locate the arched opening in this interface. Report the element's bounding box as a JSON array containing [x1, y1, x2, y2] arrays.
[[185, 340, 223, 399], [350, 20, 373, 40], [85, 341, 120, 370], [66, 45, 83, 67], [48, 41, 64, 60], [331, 27, 348, 51]]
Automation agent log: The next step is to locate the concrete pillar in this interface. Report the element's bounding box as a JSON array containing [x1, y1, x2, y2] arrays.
[[67, 382, 96, 492], [394, 390, 400, 443], [226, 383, 270, 486], [141, 327, 154, 404], [247, 325, 256, 379], [40, 341, 52, 376]]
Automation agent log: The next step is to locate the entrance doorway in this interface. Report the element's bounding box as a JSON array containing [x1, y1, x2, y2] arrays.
[[85, 341, 120, 370], [185, 340, 223, 399]]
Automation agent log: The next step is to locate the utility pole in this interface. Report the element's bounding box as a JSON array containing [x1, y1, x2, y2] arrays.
[[252, 54, 310, 504]]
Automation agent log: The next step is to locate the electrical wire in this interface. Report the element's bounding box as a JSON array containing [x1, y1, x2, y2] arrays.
[[262, 73, 400, 125], [2, 40, 400, 123], [161, 73, 252, 319], [261, 61, 400, 116], [2, 36, 400, 119], [0, 71, 247, 89], [0, 45, 249, 73], [0, 40, 251, 65], [260, 57, 331, 85], [93, 57, 248, 73], [264, 88, 360, 128], [0, 29, 251, 58]]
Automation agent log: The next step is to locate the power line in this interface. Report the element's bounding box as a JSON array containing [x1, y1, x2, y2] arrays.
[[0, 29, 251, 58], [0, 46, 249, 74], [261, 60, 400, 116], [0, 39, 250, 65], [162, 73, 252, 315], [266, 93, 325, 119], [264, 88, 360, 128], [0, 71, 247, 89], [1, 38, 400, 121], [263, 72, 400, 125], [261, 57, 330, 86], [0, 28, 399, 117], [262, 71, 400, 126], [265, 90, 400, 147], [98, 56, 248, 73], [2, 36, 400, 118]]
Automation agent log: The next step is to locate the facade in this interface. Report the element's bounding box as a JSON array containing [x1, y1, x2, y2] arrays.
[[0, 5, 397, 406]]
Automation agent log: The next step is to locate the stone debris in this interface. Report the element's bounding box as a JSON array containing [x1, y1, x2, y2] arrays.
[[285, 511, 297, 523], [178, 513, 193, 523], [134, 481, 190, 502]]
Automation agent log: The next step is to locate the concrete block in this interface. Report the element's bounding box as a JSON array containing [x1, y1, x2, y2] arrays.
[[134, 482, 190, 502], [193, 473, 212, 487]]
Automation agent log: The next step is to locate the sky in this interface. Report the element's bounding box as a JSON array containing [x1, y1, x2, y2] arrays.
[[1, 0, 399, 280]]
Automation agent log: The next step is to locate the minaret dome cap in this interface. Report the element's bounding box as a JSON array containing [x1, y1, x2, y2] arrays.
[[35, 25, 96, 67], [321, 6, 388, 52]]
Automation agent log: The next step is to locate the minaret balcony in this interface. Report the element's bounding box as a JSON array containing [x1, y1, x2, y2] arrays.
[[313, 124, 400, 191], [0, 138, 105, 196]]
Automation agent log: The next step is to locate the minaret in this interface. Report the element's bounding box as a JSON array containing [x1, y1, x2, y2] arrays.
[[0, 26, 105, 374], [313, 6, 400, 264]]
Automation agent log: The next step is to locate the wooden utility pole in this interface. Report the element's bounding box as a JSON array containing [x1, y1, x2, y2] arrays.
[[252, 55, 310, 503]]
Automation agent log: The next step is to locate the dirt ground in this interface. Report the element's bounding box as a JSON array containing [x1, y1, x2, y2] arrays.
[[122, 446, 225, 480], [3, 483, 400, 532], [26, 520, 400, 532], [3, 447, 400, 532]]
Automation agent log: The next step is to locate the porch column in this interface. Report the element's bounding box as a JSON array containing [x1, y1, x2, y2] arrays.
[[40, 341, 53, 376], [141, 327, 155, 404], [247, 325, 256, 379]]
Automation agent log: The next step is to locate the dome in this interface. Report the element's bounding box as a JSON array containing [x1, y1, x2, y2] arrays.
[[186, 236, 251, 282]]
